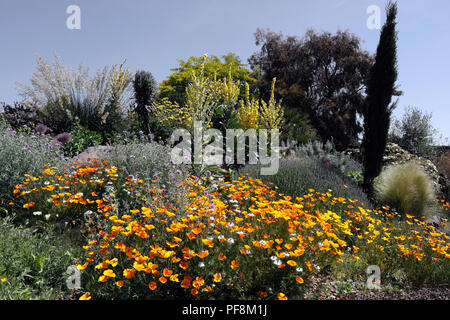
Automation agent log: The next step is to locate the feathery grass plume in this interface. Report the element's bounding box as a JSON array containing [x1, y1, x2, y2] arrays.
[[375, 162, 435, 218], [15, 54, 132, 135]]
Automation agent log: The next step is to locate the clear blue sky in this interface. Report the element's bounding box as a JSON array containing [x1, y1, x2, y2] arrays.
[[0, 0, 448, 142]]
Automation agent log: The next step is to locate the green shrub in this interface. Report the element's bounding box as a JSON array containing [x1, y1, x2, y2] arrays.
[[133, 70, 158, 137], [389, 106, 438, 158], [0, 123, 68, 211], [0, 217, 81, 299], [63, 123, 103, 157], [374, 162, 435, 217]]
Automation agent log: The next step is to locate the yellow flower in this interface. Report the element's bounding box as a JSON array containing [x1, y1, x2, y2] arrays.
[[77, 262, 88, 270], [123, 268, 135, 279], [277, 292, 288, 300], [213, 273, 222, 283], [149, 281, 157, 290], [1, 277, 7, 283], [287, 260, 297, 267], [295, 276, 304, 284], [106, 258, 118, 267], [79, 292, 91, 300], [103, 269, 116, 278]]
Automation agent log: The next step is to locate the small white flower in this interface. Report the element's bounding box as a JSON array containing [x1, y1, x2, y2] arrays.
[[44, 214, 51, 221], [259, 240, 266, 246], [198, 262, 205, 268], [296, 267, 303, 273], [227, 238, 235, 244], [33, 211, 42, 216], [273, 259, 282, 266]]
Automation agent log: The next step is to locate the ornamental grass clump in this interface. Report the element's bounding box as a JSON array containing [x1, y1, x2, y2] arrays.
[[375, 162, 435, 218]]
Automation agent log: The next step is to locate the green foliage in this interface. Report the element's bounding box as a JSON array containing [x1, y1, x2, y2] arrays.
[[133, 70, 157, 136], [362, 1, 400, 196], [158, 53, 256, 106], [0, 123, 67, 210], [389, 106, 438, 158], [63, 123, 103, 157], [154, 55, 243, 132], [0, 217, 81, 299], [374, 162, 435, 218], [249, 28, 374, 150], [282, 108, 317, 144], [346, 170, 364, 184]]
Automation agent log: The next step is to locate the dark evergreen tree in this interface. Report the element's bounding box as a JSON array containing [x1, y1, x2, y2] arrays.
[[362, 1, 400, 197], [133, 70, 157, 137]]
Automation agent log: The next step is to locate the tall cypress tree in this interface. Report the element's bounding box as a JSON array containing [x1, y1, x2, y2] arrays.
[[133, 70, 157, 137], [362, 1, 399, 197]]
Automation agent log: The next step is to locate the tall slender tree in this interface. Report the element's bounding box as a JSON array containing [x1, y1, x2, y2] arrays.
[[362, 1, 400, 197], [133, 70, 157, 137]]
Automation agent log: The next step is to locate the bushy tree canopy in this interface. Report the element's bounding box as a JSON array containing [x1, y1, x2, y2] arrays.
[[389, 106, 438, 157], [158, 53, 256, 105], [249, 28, 374, 150]]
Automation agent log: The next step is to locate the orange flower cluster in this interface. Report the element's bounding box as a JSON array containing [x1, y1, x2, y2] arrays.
[[12, 160, 450, 300]]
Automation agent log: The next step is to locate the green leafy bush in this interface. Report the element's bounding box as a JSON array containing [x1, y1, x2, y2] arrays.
[[0, 217, 81, 299], [389, 106, 438, 158], [63, 123, 103, 157], [374, 162, 435, 217]]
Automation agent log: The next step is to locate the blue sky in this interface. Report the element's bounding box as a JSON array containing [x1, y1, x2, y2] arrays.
[[0, 0, 448, 142]]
